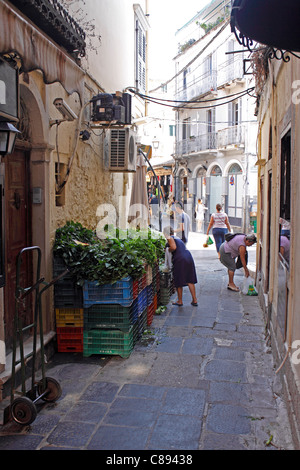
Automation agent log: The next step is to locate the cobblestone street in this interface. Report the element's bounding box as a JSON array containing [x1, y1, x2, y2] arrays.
[[0, 233, 295, 451]]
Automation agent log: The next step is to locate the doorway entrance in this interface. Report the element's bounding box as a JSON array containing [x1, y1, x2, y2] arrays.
[[4, 148, 32, 350]]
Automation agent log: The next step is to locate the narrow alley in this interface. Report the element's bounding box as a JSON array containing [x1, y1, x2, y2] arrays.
[[0, 233, 294, 451]]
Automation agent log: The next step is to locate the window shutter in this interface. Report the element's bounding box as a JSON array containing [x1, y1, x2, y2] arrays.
[[136, 20, 146, 93]]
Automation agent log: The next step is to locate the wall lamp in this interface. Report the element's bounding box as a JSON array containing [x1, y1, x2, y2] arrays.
[[152, 139, 159, 150], [0, 122, 20, 156]]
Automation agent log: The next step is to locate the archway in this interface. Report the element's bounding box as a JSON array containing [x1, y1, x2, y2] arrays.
[[209, 165, 222, 215], [227, 162, 243, 226], [3, 82, 47, 349], [196, 166, 207, 204]]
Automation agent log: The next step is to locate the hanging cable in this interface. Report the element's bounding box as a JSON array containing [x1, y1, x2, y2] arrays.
[[130, 86, 255, 104], [150, 20, 230, 93], [130, 87, 256, 110]]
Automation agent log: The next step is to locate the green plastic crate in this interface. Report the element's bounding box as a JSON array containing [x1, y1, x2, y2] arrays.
[[84, 304, 136, 331], [83, 327, 134, 358]]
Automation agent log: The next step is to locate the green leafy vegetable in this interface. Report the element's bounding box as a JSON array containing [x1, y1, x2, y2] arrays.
[[53, 221, 165, 286]]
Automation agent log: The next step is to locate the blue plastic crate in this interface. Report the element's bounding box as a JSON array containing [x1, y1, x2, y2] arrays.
[[83, 277, 133, 307], [133, 288, 147, 315]]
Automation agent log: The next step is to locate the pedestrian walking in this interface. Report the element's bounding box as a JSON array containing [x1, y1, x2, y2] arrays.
[[163, 226, 198, 306], [174, 202, 191, 244], [195, 198, 207, 232], [219, 233, 257, 292], [206, 203, 231, 257]]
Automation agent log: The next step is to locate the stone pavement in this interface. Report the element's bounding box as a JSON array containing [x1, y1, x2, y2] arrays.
[[0, 233, 295, 451]]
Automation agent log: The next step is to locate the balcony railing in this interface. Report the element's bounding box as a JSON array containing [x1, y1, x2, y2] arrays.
[[175, 125, 245, 156], [217, 57, 244, 86], [176, 132, 218, 155], [176, 70, 218, 102], [9, 0, 86, 57], [218, 125, 245, 148]]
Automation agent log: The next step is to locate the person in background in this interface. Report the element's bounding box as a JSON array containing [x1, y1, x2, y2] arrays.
[[175, 202, 191, 245], [163, 226, 198, 306], [150, 194, 159, 218], [195, 198, 207, 233], [219, 233, 257, 292], [280, 235, 290, 263], [206, 203, 231, 258]]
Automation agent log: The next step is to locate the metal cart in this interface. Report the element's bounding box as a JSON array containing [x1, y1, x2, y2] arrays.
[[6, 246, 68, 426]]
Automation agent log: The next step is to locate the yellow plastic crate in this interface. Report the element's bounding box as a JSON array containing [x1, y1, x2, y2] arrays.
[[55, 308, 84, 327]]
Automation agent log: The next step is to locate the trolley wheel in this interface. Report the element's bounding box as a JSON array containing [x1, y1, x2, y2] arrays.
[[37, 377, 62, 402], [11, 396, 37, 425]]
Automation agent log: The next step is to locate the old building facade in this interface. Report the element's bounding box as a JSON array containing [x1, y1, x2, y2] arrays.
[[231, 0, 300, 447], [0, 0, 148, 397], [173, 0, 257, 232]]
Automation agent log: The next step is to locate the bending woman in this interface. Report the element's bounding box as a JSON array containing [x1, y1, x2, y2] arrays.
[[163, 226, 198, 306]]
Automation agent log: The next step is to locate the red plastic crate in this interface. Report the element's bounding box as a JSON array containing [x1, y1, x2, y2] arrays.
[[56, 327, 83, 352], [147, 302, 154, 326], [139, 271, 147, 292], [132, 279, 139, 300], [153, 293, 158, 312]]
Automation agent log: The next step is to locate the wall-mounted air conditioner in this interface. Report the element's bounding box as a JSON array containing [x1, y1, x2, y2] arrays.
[[91, 92, 132, 125], [104, 128, 137, 172]]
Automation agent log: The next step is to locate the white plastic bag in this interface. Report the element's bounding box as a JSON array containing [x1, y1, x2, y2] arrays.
[[242, 276, 252, 295], [242, 276, 258, 296]]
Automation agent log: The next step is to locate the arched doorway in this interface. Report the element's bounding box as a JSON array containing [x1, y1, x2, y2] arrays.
[[209, 165, 222, 214], [227, 163, 243, 227], [196, 167, 207, 203], [4, 97, 32, 350]]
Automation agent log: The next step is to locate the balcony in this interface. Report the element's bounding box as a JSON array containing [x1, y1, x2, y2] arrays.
[[175, 125, 245, 157], [217, 57, 245, 87], [8, 0, 86, 57], [218, 125, 245, 148], [176, 70, 217, 102], [176, 132, 218, 155]]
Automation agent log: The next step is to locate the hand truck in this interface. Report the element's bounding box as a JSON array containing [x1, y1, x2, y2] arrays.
[[5, 246, 68, 426]]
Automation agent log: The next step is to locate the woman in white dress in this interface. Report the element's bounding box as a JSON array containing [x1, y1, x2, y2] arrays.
[[195, 198, 207, 232]]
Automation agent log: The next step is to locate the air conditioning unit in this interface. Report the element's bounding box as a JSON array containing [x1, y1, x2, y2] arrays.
[[105, 128, 137, 172], [91, 92, 132, 125]]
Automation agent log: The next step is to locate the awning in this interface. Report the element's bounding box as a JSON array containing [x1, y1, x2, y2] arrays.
[[0, 1, 85, 100], [231, 0, 300, 53]]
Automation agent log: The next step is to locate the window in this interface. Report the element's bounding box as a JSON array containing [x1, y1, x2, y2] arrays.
[[207, 109, 215, 133], [183, 69, 188, 90], [169, 125, 176, 137], [182, 118, 191, 140], [136, 20, 146, 93], [228, 100, 240, 126], [280, 130, 291, 222], [268, 123, 272, 160]]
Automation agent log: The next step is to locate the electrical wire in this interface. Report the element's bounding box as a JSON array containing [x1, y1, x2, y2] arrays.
[[150, 19, 230, 93], [131, 86, 255, 104], [131, 87, 256, 110]]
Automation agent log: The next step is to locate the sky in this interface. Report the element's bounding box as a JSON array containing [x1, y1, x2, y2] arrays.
[[147, 0, 211, 82]]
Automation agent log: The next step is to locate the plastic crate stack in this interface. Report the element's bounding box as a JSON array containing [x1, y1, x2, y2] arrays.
[[53, 257, 159, 358], [82, 273, 149, 358], [54, 256, 84, 353], [146, 262, 159, 326], [159, 269, 174, 306]]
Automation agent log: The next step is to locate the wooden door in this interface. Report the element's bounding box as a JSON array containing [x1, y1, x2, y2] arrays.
[[4, 149, 31, 350]]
